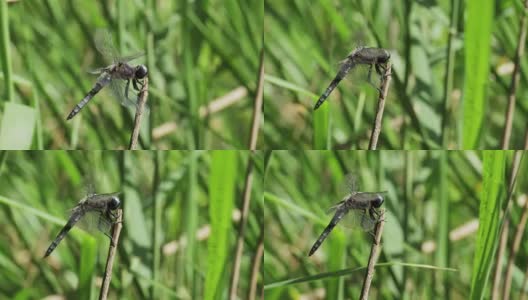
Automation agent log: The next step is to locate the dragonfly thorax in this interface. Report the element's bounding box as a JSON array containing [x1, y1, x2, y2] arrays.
[[108, 196, 121, 210], [135, 65, 148, 79]]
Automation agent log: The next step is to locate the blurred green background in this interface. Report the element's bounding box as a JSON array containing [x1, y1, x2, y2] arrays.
[[264, 150, 528, 299], [264, 0, 528, 149], [0, 0, 262, 149], [0, 150, 263, 299]]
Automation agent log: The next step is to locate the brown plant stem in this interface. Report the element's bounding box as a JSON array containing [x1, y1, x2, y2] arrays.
[[99, 208, 123, 300], [248, 225, 264, 300], [228, 154, 256, 300], [501, 0, 528, 149], [520, 263, 528, 300], [129, 77, 149, 150], [492, 224, 509, 300], [248, 47, 264, 150], [360, 209, 385, 300], [492, 150, 523, 299], [368, 63, 392, 150], [503, 197, 528, 299]]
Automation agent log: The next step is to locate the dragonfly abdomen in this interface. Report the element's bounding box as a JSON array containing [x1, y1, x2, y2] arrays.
[[308, 210, 347, 256], [43, 212, 84, 258], [66, 74, 111, 120]]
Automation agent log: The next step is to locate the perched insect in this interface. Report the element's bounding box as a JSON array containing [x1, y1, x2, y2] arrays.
[[313, 47, 391, 110], [308, 174, 385, 256], [43, 190, 121, 258]]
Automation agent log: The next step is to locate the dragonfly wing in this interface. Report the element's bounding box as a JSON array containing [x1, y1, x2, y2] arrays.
[[346, 209, 377, 231], [108, 78, 138, 108], [325, 200, 345, 214], [94, 29, 119, 63], [352, 191, 386, 201], [108, 78, 150, 114], [118, 52, 145, 63], [337, 173, 359, 197], [87, 67, 107, 75]]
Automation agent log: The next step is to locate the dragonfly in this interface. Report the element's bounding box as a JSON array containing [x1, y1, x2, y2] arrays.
[[66, 30, 148, 120], [313, 46, 391, 110], [308, 175, 385, 256], [43, 190, 121, 258]]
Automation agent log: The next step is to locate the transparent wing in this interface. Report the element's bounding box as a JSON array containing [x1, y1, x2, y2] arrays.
[[94, 29, 119, 63], [325, 200, 345, 215], [359, 210, 378, 231], [108, 78, 151, 113], [70, 210, 113, 237], [337, 173, 359, 197], [352, 191, 387, 202], [109, 78, 139, 108], [87, 67, 107, 75], [339, 209, 376, 231], [118, 52, 145, 63]]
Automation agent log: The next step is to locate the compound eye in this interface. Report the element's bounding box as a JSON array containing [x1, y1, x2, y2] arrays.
[[109, 196, 121, 210], [374, 195, 384, 208], [135, 65, 148, 79]]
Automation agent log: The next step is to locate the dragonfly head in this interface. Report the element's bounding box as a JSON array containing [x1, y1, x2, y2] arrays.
[[108, 196, 121, 210], [135, 65, 148, 79], [372, 195, 384, 208], [380, 50, 391, 63]]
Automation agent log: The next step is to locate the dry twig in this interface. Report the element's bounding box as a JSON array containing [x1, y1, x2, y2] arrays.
[[368, 63, 392, 150], [129, 77, 149, 150], [360, 209, 385, 300], [248, 47, 264, 150], [503, 197, 528, 299], [229, 156, 256, 300], [491, 150, 523, 299], [228, 47, 263, 300], [99, 208, 123, 300], [501, 0, 528, 149], [248, 227, 264, 300]]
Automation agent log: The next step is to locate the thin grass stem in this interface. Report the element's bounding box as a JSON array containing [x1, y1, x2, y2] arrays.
[[248, 226, 263, 300], [503, 196, 528, 299], [440, 0, 460, 147], [248, 47, 264, 150], [229, 155, 256, 300], [501, 0, 528, 149]]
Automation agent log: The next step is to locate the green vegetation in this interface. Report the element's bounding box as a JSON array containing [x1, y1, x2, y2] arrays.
[[264, 0, 528, 149], [0, 150, 263, 299], [1, 1, 262, 149], [264, 150, 527, 299]]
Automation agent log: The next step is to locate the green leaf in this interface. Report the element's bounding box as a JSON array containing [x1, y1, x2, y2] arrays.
[[469, 151, 506, 299], [205, 151, 238, 300], [0, 103, 36, 149], [462, 0, 494, 149]]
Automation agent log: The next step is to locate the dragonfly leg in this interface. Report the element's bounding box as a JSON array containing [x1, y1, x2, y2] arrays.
[[133, 78, 145, 91], [367, 64, 383, 93], [125, 79, 131, 101]]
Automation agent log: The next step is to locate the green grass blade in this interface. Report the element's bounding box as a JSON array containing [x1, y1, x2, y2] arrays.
[[462, 0, 494, 149], [264, 262, 458, 290], [78, 237, 97, 300], [205, 151, 238, 300], [469, 151, 506, 299], [0, 0, 13, 103]]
